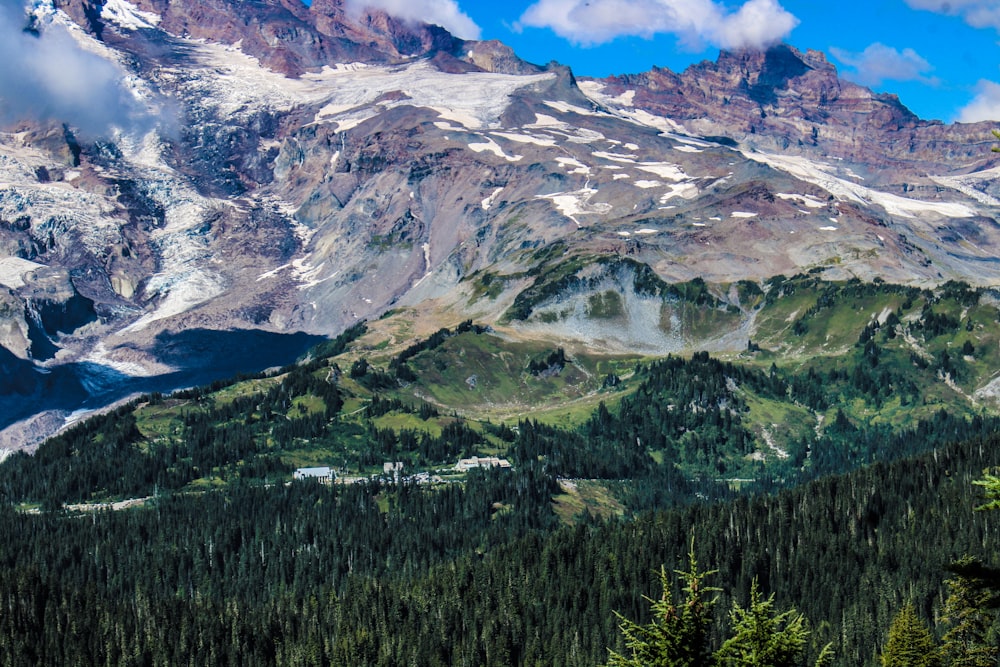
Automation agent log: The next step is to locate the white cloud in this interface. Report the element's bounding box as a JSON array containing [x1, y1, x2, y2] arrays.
[[345, 0, 481, 40], [957, 79, 1000, 122], [829, 43, 937, 87], [517, 0, 798, 50], [0, 2, 156, 137], [905, 0, 1000, 30]]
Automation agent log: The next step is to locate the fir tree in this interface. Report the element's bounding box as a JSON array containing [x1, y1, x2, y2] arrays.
[[940, 556, 999, 667], [606, 545, 719, 667], [714, 578, 832, 667], [880, 603, 940, 667]]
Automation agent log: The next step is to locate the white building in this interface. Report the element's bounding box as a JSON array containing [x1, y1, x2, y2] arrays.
[[455, 456, 512, 472], [293, 466, 333, 482]]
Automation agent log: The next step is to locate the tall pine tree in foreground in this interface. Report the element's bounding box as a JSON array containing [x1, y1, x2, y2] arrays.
[[606, 553, 833, 666], [879, 603, 940, 667], [606, 547, 718, 667], [939, 556, 1000, 667]]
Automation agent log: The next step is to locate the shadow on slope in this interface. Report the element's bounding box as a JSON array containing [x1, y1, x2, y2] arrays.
[[0, 329, 326, 434]]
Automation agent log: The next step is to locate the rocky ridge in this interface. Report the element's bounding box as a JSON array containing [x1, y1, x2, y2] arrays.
[[1, 0, 1000, 445]]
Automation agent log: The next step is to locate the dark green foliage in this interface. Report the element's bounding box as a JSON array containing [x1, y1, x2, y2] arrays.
[[714, 579, 816, 667], [606, 550, 718, 667], [309, 320, 368, 359], [940, 557, 1000, 667], [527, 347, 567, 375], [2, 423, 1000, 663], [880, 604, 940, 667], [505, 256, 718, 321]]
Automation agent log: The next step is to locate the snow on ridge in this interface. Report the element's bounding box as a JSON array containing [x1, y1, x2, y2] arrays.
[[180, 44, 554, 128], [544, 100, 602, 117], [101, 0, 161, 30], [0, 257, 46, 290], [659, 182, 700, 201], [931, 174, 1000, 208], [776, 192, 826, 208], [536, 184, 612, 227], [491, 131, 557, 147], [555, 157, 591, 175], [746, 151, 976, 219], [482, 187, 504, 211], [636, 161, 687, 182], [468, 137, 522, 162]]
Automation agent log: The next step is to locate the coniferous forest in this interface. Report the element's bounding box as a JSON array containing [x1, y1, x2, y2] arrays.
[[3, 279, 1000, 665]]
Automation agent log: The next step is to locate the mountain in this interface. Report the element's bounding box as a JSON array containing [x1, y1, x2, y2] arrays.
[[2, 0, 1000, 446]]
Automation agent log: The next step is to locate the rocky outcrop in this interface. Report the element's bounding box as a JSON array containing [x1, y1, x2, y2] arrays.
[[1, 0, 1000, 447], [598, 45, 999, 178]]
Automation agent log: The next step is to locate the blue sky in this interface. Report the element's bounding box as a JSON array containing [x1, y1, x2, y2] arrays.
[[347, 0, 1000, 124]]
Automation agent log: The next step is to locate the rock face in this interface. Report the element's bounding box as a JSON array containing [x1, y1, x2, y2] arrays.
[[596, 45, 996, 178], [2, 0, 1000, 444]]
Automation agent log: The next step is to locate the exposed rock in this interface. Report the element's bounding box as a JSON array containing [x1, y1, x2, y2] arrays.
[[0, 0, 999, 446]]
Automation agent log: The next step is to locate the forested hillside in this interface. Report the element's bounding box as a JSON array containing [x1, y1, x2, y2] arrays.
[[2, 277, 1000, 665]]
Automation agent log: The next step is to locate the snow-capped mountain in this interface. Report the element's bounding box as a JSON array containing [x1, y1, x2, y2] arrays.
[[2, 0, 999, 445]]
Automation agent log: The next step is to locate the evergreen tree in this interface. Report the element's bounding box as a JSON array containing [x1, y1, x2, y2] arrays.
[[940, 556, 999, 667], [880, 603, 940, 667], [606, 546, 719, 667], [714, 578, 830, 667]]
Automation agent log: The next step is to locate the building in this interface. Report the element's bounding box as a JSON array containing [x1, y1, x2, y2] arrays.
[[383, 461, 404, 481], [293, 466, 333, 482], [455, 456, 512, 472]]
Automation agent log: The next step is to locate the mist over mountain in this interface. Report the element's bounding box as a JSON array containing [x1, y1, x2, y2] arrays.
[[1, 0, 999, 447]]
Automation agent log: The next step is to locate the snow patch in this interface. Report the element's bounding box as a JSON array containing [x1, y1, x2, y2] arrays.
[[819, 226, 838, 231], [674, 145, 703, 153], [776, 192, 826, 208], [746, 152, 976, 219], [468, 137, 522, 162], [634, 180, 662, 189], [731, 211, 757, 218], [636, 162, 687, 181], [555, 157, 591, 175], [481, 187, 504, 211], [592, 150, 637, 163], [536, 184, 612, 227], [0, 257, 45, 289], [659, 182, 700, 201], [526, 113, 566, 128], [613, 173, 630, 180], [491, 131, 556, 147], [544, 100, 601, 117], [101, 0, 161, 30]]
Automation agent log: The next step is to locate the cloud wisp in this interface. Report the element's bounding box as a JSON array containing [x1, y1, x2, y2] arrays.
[[957, 79, 1000, 122], [517, 0, 799, 50], [829, 43, 938, 87], [344, 0, 481, 40], [0, 0, 157, 138], [905, 0, 1000, 31]]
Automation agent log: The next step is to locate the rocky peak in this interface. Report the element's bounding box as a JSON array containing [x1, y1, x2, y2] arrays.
[[594, 43, 979, 174]]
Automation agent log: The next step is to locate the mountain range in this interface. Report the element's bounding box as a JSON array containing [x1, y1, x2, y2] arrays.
[[2, 0, 1000, 448]]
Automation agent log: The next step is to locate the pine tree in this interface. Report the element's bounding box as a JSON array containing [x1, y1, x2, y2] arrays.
[[880, 603, 940, 667], [605, 546, 718, 667], [714, 578, 824, 667], [940, 556, 999, 667]]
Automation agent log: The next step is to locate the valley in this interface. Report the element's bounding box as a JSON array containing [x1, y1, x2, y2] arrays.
[[2, 0, 1000, 663]]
